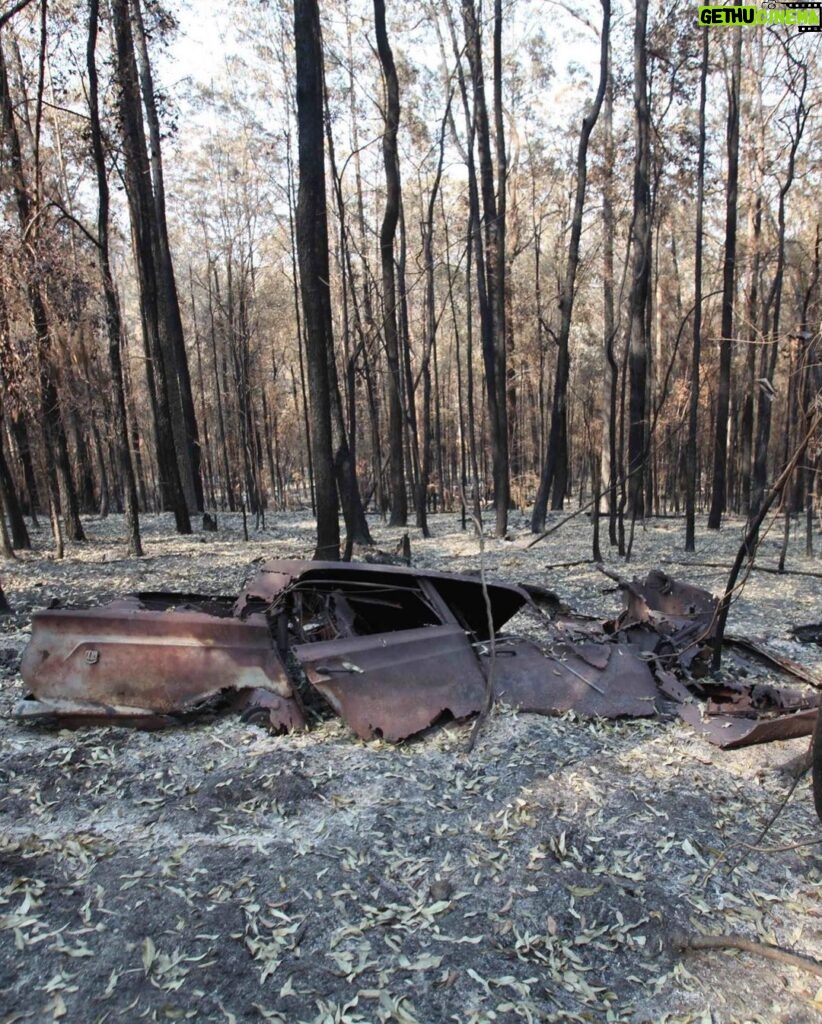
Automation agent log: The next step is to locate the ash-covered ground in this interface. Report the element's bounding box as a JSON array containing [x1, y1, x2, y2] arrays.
[[1, 509, 820, 1024]]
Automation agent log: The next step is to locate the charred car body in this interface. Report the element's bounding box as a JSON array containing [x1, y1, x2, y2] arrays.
[[17, 559, 658, 740], [16, 561, 819, 769]]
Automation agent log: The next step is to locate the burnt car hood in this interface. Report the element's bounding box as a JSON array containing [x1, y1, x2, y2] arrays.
[[234, 559, 532, 638]]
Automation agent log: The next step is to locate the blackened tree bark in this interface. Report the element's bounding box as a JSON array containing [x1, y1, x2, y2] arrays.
[[0, 578, 9, 613], [0, 423, 28, 549], [461, 0, 509, 536], [627, 0, 651, 517], [442, 1, 483, 525], [415, 95, 449, 538], [685, 28, 708, 553], [87, 0, 142, 556], [739, 35, 765, 516], [373, 0, 406, 527], [601, 65, 618, 546], [294, 0, 339, 559], [320, 70, 373, 547], [532, 0, 610, 533], [707, 21, 741, 530], [130, 0, 202, 512], [110, 0, 190, 533], [491, 0, 509, 531], [0, 286, 30, 548], [5, 405, 39, 525]]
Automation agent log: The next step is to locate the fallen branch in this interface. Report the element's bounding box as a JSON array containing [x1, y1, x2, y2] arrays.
[[678, 560, 822, 581], [672, 931, 822, 979], [734, 837, 821, 854]]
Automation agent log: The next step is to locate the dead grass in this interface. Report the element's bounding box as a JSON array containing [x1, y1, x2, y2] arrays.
[[1, 509, 820, 1024]]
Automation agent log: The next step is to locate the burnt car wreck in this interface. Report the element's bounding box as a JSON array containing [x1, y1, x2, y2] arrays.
[[15, 560, 821, 766]]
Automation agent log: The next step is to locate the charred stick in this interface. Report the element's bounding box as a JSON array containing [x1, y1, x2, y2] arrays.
[[672, 931, 822, 979]]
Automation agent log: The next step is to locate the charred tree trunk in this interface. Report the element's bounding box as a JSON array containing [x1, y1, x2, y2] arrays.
[[294, 0, 340, 559], [740, 193, 762, 516], [0, 416, 30, 549], [707, 20, 741, 530], [414, 100, 449, 538], [0, 36, 84, 549], [751, 55, 808, 520], [686, 28, 708, 553], [130, 0, 202, 512], [110, 0, 190, 533], [373, 0, 407, 527], [627, 0, 651, 518], [601, 67, 618, 547], [532, 0, 609, 532], [87, 0, 142, 556], [321, 71, 373, 547], [461, 0, 509, 536]]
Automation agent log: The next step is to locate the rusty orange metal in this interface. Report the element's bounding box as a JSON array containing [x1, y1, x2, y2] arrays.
[[14, 561, 820, 766]]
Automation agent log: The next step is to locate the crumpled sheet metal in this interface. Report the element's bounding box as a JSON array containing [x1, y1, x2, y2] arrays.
[[611, 569, 718, 664], [606, 570, 820, 751], [14, 560, 821, 763], [17, 596, 303, 731], [675, 673, 818, 749], [294, 625, 488, 742], [490, 639, 659, 719], [678, 704, 817, 749]]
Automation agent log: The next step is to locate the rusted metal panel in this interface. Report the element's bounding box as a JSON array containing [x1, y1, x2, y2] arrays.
[[18, 597, 300, 728], [490, 639, 659, 719], [609, 570, 719, 663], [619, 570, 718, 632], [293, 625, 487, 741], [678, 703, 817, 749]]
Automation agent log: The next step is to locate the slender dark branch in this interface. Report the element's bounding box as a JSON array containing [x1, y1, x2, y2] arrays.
[[47, 198, 100, 248], [0, 0, 35, 30]]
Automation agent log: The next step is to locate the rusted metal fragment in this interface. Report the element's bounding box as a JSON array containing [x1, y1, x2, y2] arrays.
[[655, 669, 695, 705], [293, 625, 487, 741], [609, 570, 718, 654], [490, 639, 658, 719], [678, 703, 817, 749], [622, 570, 717, 629], [701, 680, 815, 718], [18, 596, 296, 723]]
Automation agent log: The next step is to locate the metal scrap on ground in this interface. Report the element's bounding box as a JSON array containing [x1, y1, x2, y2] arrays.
[[15, 559, 821, 815]]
